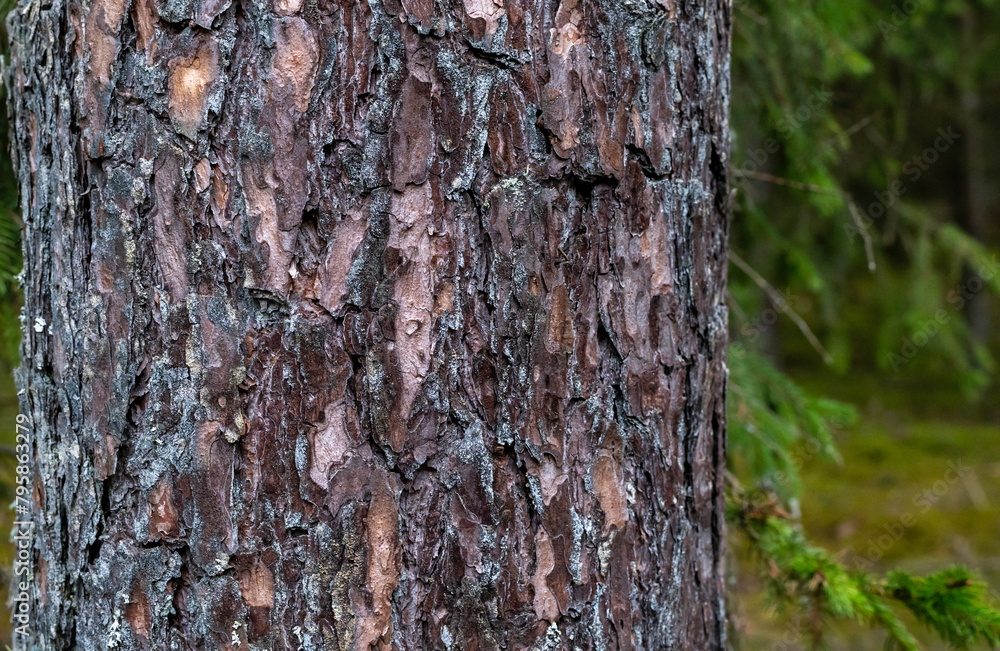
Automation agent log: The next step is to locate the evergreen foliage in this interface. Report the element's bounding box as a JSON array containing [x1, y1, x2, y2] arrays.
[[728, 0, 1000, 648], [732, 486, 1000, 650]]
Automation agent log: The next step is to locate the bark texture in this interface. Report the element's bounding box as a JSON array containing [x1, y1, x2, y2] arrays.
[[8, 0, 731, 645]]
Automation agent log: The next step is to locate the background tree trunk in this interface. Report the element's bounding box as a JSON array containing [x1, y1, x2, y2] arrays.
[[8, 0, 730, 645]]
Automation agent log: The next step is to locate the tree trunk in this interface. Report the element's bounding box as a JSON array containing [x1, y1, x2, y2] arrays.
[[960, 10, 991, 350], [7, 0, 731, 645]]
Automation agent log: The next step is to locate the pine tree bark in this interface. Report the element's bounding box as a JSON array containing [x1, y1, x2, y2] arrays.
[[7, 0, 731, 646]]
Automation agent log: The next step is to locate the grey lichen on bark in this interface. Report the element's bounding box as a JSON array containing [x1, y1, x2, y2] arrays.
[[7, 0, 731, 645]]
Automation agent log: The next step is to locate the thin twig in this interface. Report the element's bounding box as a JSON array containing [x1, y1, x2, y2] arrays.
[[734, 1, 768, 26], [824, 111, 882, 146], [731, 168, 877, 272], [729, 251, 834, 365], [846, 198, 877, 272], [732, 168, 843, 196]]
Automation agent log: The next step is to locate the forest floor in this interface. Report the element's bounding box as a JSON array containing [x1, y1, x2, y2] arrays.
[[732, 368, 1000, 650]]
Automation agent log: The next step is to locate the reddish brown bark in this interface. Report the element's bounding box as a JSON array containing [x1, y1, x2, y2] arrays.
[[8, 0, 731, 646]]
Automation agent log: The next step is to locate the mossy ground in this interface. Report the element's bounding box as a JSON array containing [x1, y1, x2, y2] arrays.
[[732, 368, 1000, 650]]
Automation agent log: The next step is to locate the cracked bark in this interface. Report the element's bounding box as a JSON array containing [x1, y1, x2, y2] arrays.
[[7, 0, 731, 646]]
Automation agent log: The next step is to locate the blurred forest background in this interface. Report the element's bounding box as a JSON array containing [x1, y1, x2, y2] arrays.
[[0, 0, 997, 648], [727, 0, 1000, 648]]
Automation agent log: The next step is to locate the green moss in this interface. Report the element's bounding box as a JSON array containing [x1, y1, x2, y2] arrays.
[[733, 365, 1000, 650]]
